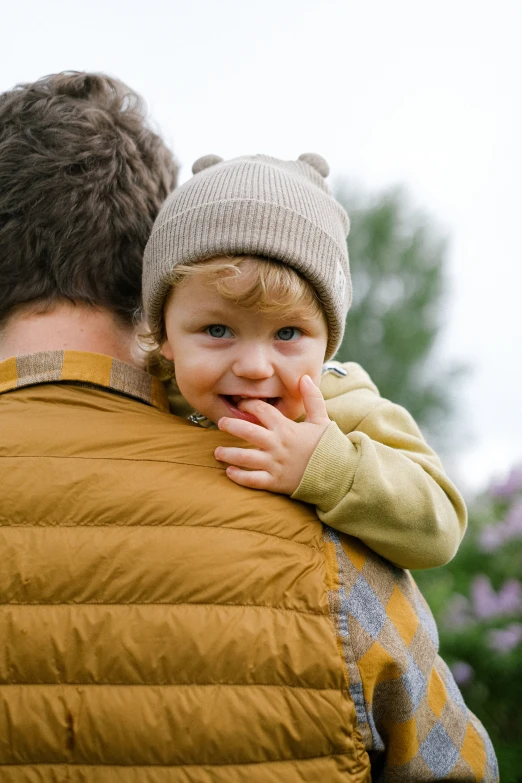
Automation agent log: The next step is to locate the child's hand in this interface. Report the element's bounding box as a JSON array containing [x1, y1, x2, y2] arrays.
[[214, 375, 330, 495]]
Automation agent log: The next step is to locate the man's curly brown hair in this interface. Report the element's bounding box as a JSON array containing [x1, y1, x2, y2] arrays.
[[0, 71, 178, 328]]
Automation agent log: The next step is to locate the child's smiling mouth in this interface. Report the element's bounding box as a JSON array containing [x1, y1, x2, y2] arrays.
[[226, 395, 279, 407]]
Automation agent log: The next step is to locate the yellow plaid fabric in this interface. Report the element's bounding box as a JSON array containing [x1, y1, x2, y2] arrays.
[[324, 527, 498, 781], [0, 350, 169, 411]]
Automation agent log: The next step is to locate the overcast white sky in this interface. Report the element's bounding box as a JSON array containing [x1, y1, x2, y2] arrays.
[[1, 0, 520, 495]]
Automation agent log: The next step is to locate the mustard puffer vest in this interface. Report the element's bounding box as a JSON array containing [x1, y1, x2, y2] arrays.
[[0, 382, 370, 781]]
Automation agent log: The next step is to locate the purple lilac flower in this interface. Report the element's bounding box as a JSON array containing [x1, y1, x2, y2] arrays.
[[505, 499, 522, 537], [472, 575, 500, 618], [489, 623, 522, 653], [451, 661, 474, 685], [479, 498, 522, 552], [489, 465, 522, 499], [496, 579, 522, 614], [479, 526, 505, 553], [471, 575, 522, 619]]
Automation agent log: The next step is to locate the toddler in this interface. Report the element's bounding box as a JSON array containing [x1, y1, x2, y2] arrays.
[[142, 152, 466, 569]]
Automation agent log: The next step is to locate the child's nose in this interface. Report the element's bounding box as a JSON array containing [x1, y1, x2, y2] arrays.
[[232, 344, 274, 379]]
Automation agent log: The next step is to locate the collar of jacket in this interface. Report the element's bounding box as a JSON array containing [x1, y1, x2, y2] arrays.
[[0, 350, 169, 412]]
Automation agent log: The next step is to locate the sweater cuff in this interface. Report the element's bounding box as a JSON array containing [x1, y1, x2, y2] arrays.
[[291, 421, 360, 513]]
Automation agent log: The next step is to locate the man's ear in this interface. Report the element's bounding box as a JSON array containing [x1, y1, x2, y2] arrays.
[[160, 340, 174, 361]]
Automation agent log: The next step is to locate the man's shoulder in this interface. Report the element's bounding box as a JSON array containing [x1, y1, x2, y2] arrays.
[[0, 349, 228, 470], [1, 360, 325, 548], [1, 378, 227, 469]]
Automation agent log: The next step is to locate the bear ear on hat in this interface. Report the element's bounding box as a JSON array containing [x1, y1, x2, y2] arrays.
[[298, 153, 329, 178], [192, 154, 224, 175]]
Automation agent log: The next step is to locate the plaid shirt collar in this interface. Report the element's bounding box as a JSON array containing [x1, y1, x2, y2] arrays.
[[0, 350, 169, 412]]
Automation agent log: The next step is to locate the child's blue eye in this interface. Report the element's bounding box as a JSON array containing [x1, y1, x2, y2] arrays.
[[206, 324, 232, 338], [276, 327, 302, 341]]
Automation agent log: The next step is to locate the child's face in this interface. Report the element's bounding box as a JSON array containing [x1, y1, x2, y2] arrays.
[[161, 271, 328, 425]]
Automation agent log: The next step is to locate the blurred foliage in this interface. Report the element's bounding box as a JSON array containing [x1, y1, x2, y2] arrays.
[[414, 466, 522, 781], [335, 187, 466, 447]]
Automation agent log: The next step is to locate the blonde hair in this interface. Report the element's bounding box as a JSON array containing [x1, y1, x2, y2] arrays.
[[141, 256, 326, 378]]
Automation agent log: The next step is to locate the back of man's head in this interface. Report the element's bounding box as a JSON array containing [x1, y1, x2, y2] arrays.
[[0, 71, 178, 331]]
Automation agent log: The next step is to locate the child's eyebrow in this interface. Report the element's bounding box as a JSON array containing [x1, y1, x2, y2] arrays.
[[186, 306, 232, 321], [272, 311, 323, 324]]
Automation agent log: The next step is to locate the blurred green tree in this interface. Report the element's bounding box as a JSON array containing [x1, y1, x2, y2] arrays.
[[335, 187, 465, 446]]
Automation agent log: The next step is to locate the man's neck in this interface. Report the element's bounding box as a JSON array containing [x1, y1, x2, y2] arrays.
[[0, 303, 142, 367]]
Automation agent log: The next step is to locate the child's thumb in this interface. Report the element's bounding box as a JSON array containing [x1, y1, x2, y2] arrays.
[[300, 375, 329, 424]]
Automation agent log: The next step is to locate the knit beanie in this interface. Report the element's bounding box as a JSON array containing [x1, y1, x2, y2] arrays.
[[142, 152, 351, 359]]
